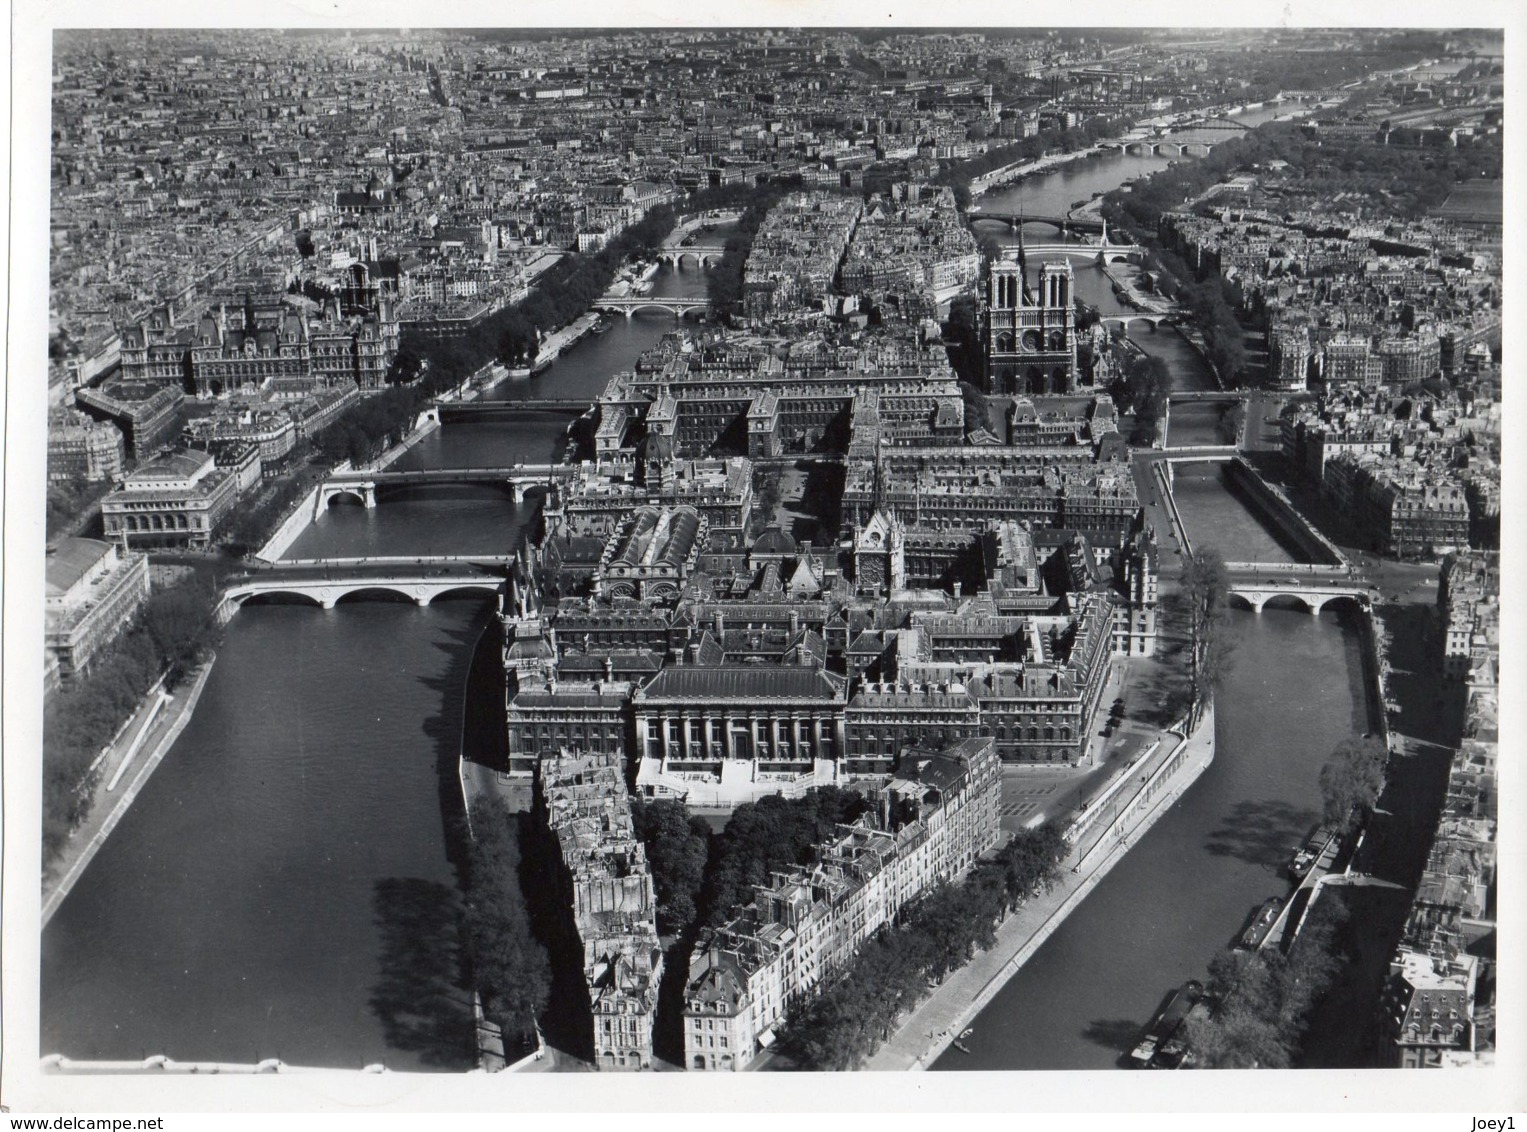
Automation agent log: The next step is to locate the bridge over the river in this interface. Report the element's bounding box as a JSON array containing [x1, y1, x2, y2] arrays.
[[319, 464, 576, 509], [221, 558, 511, 613], [1100, 311, 1176, 331], [969, 211, 1106, 236], [1223, 565, 1373, 615], [592, 295, 714, 320], [1169, 390, 1253, 404], [437, 399, 590, 421], [656, 243, 727, 269]]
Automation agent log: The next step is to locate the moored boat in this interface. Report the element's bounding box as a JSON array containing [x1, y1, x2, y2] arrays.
[[1130, 980, 1203, 1067], [1288, 825, 1339, 880], [1154, 996, 1214, 1068], [1239, 897, 1283, 950]]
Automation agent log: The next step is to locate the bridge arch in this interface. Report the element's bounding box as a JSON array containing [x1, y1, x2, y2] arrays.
[[321, 486, 372, 508], [332, 585, 423, 606], [1309, 592, 1368, 615], [425, 583, 503, 604], [1258, 593, 1320, 615], [232, 590, 325, 609]]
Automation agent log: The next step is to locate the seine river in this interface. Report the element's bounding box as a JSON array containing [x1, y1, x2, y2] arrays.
[[41, 110, 1370, 1071]]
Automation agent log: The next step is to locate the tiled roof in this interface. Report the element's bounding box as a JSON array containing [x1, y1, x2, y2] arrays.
[[638, 664, 845, 702]]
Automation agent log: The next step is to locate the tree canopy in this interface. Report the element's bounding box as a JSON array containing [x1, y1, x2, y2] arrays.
[[630, 799, 710, 938], [1180, 547, 1231, 730], [1318, 736, 1389, 833], [463, 793, 552, 1041]]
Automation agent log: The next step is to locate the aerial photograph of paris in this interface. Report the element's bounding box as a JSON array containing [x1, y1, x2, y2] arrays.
[[11, 11, 1516, 1115]]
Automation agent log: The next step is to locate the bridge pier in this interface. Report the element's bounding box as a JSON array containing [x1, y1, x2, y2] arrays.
[[510, 481, 525, 505]]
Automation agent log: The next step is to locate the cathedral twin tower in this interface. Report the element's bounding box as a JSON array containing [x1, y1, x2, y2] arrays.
[[982, 244, 1078, 396]]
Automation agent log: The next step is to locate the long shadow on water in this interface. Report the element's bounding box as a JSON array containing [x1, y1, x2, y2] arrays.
[[365, 598, 491, 1069], [368, 877, 476, 1068], [1202, 798, 1318, 870], [1081, 1018, 1144, 1067]]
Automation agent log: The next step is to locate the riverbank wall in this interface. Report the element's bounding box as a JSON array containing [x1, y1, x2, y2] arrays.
[[1225, 457, 1348, 567], [970, 143, 1112, 198], [42, 658, 216, 927], [868, 704, 1216, 1071], [368, 413, 441, 471], [253, 482, 324, 563]]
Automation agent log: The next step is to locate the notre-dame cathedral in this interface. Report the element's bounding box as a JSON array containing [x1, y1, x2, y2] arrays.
[[982, 243, 1078, 395]]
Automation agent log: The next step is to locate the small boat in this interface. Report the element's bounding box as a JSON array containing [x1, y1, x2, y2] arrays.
[[1239, 897, 1283, 950], [591, 317, 612, 335], [529, 357, 553, 376], [959, 1028, 974, 1040], [951, 1040, 971, 1055]]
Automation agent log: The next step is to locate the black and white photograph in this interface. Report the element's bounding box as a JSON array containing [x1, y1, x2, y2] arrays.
[[2, 1, 1522, 1118]]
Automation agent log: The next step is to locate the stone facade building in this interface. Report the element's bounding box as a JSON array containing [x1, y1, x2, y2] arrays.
[[539, 750, 663, 1071], [682, 736, 1000, 1070], [983, 252, 1077, 395], [44, 537, 151, 688], [100, 449, 242, 549]]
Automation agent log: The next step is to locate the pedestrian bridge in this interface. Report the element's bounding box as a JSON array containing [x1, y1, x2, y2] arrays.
[[319, 464, 575, 509], [222, 560, 509, 612], [592, 296, 714, 319]]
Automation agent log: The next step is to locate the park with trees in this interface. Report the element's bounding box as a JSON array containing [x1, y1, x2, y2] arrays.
[[1185, 890, 1354, 1068]]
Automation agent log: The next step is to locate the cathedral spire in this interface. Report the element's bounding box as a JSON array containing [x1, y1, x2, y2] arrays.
[[1016, 207, 1028, 294]]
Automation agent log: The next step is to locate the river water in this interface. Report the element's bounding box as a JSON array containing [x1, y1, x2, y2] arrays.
[[42, 114, 1370, 1071]]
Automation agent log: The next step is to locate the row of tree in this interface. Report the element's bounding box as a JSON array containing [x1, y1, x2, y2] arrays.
[[43, 576, 221, 865], [1110, 352, 1173, 445], [705, 187, 788, 315], [462, 793, 552, 1045], [1181, 547, 1232, 732], [778, 823, 1070, 1069], [1186, 886, 1353, 1068]]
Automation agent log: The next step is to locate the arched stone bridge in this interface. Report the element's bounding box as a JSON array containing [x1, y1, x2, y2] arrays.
[[318, 464, 575, 510], [1226, 576, 1373, 615], [970, 212, 1106, 235], [656, 244, 726, 269], [1100, 312, 1176, 332], [592, 296, 714, 320], [222, 558, 511, 613], [1023, 241, 1145, 266]]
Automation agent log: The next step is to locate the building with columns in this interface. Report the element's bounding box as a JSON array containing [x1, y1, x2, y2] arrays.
[[632, 664, 849, 807]]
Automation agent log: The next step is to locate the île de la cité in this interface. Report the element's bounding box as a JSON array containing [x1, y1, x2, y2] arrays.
[[31, 25, 1503, 1090]]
